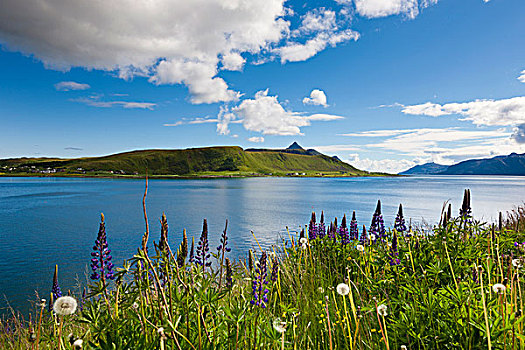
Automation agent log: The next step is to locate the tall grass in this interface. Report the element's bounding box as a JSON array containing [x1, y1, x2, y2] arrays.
[[1, 191, 524, 349]]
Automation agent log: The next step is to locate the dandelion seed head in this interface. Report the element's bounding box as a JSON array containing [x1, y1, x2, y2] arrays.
[[73, 339, 83, 349], [336, 283, 350, 296], [299, 237, 308, 245], [53, 296, 77, 316], [492, 283, 506, 294], [512, 259, 522, 268], [356, 245, 365, 252], [377, 304, 388, 316], [401, 346, 407, 350], [273, 318, 287, 333]]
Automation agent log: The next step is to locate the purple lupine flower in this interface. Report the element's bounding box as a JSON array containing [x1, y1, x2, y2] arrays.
[[225, 258, 233, 288], [394, 204, 407, 235], [251, 252, 269, 308], [49, 265, 62, 311], [359, 225, 368, 245], [327, 222, 336, 242], [369, 200, 386, 241], [338, 214, 350, 245], [308, 212, 317, 240], [189, 237, 195, 264], [459, 189, 472, 223], [318, 211, 326, 239], [270, 257, 279, 282], [195, 219, 211, 270], [389, 232, 400, 266], [217, 220, 231, 254], [90, 213, 115, 281], [349, 211, 359, 240]]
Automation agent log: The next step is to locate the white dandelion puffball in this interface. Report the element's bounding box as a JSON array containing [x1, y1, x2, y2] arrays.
[[73, 339, 83, 349], [301, 243, 308, 250], [401, 346, 407, 350], [512, 259, 522, 268], [273, 318, 287, 333], [336, 283, 350, 296], [492, 283, 506, 294], [356, 245, 365, 252], [299, 237, 308, 245], [370, 234, 377, 241], [53, 296, 77, 316], [377, 304, 388, 316]]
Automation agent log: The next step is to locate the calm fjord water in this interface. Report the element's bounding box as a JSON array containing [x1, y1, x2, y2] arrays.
[[1, 175, 524, 313]]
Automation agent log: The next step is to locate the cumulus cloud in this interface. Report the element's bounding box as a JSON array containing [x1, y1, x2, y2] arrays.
[[247, 136, 265, 143], [518, 70, 525, 83], [0, 0, 289, 104], [354, 0, 419, 19], [221, 52, 245, 71], [303, 89, 328, 106], [513, 124, 525, 144], [348, 153, 417, 174], [222, 90, 342, 136], [54, 81, 90, 91], [278, 30, 359, 63], [72, 96, 156, 109], [402, 96, 525, 126]]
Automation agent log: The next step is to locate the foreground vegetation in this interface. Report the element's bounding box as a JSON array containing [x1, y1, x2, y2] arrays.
[[1, 188, 524, 349]]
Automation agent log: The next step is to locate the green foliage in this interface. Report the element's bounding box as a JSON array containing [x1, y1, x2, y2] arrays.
[[2, 212, 525, 349]]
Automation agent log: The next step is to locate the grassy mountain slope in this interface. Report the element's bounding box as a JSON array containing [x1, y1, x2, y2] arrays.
[[0, 146, 368, 176], [441, 152, 525, 175]]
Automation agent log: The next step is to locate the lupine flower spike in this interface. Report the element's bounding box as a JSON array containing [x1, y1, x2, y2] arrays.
[[195, 219, 211, 270], [394, 204, 407, 235], [338, 214, 350, 245], [359, 225, 368, 245], [349, 211, 359, 240], [251, 252, 269, 308], [49, 264, 62, 311], [217, 220, 231, 256], [318, 211, 326, 238], [459, 189, 472, 223], [389, 231, 400, 266], [189, 236, 195, 264], [176, 229, 188, 267], [158, 213, 169, 254], [271, 257, 279, 282], [370, 200, 386, 241], [225, 258, 233, 288], [308, 212, 317, 240], [90, 213, 115, 281]]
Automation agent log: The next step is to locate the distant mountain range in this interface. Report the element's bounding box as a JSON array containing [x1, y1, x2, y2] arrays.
[[400, 152, 525, 176], [0, 143, 374, 177]]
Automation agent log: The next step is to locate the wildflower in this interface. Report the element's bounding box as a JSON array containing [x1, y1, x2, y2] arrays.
[[225, 257, 233, 288], [349, 211, 359, 240], [248, 249, 254, 271], [512, 259, 522, 268], [299, 237, 308, 246], [158, 213, 169, 253], [401, 346, 407, 350], [273, 318, 287, 333], [188, 236, 195, 263], [73, 339, 83, 349], [336, 283, 350, 296], [318, 286, 325, 293], [251, 252, 269, 308], [318, 211, 326, 238], [359, 225, 368, 245], [50, 265, 62, 311], [217, 219, 231, 254], [492, 283, 506, 294], [132, 302, 139, 309], [377, 304, 388, 316], [327, 222, 336, 242], [90, 213, 115, 281], [459, 189, 472, 221], [389, 232, 400, 266], [195, 219, 211, 269], [370, 200, 386, 241], [394, 204, 407, 235], [270, 257, 279, 282], [356, 244, 365, 252], [176, 229, 188, 267], [308, 212, 317, 240], [53, 296, 78, 316], [338, 214, 350, 245]]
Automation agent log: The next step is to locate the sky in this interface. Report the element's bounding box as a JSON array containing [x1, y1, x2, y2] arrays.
[[1, 0, 524, 173]]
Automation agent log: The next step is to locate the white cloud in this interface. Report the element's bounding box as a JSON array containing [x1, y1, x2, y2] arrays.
[[164, 117, 218, 127], [72, 96, 155, 109], [305, 114, 344, 121], [402, 96, 525, 126], [348, 153, 417, 173], [278, 30, 359, 63], [221, 52, 246, 71], [297, 9, 337, 34], [217, 106, 237, 135], [354, 0, 419, 19], [54, 81, 90, 91], [0, 0, 289, 104], [512, 124, 525, 144], [247, 136, 265, 143], [518, 70, 525, 83], [303, 89, 328, 106]]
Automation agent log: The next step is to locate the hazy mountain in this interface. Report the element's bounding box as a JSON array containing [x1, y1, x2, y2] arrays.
[[399, 162, 449, 175]]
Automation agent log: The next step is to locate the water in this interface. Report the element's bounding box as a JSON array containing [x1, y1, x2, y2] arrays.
[[1, 175, 524, 314]]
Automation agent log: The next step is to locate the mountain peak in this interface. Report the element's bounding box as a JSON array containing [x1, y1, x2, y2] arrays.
[[286, 142, 304, 150]]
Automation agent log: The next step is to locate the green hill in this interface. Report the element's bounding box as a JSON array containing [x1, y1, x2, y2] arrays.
[[0, 144, 371, 177]]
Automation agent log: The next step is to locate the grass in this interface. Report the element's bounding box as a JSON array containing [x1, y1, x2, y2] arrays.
[[0, 146, 369, 177], [1, 190, 524, 349]]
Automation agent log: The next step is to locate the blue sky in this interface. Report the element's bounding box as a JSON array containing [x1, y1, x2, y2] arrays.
[[1, 0, 524, 173]]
